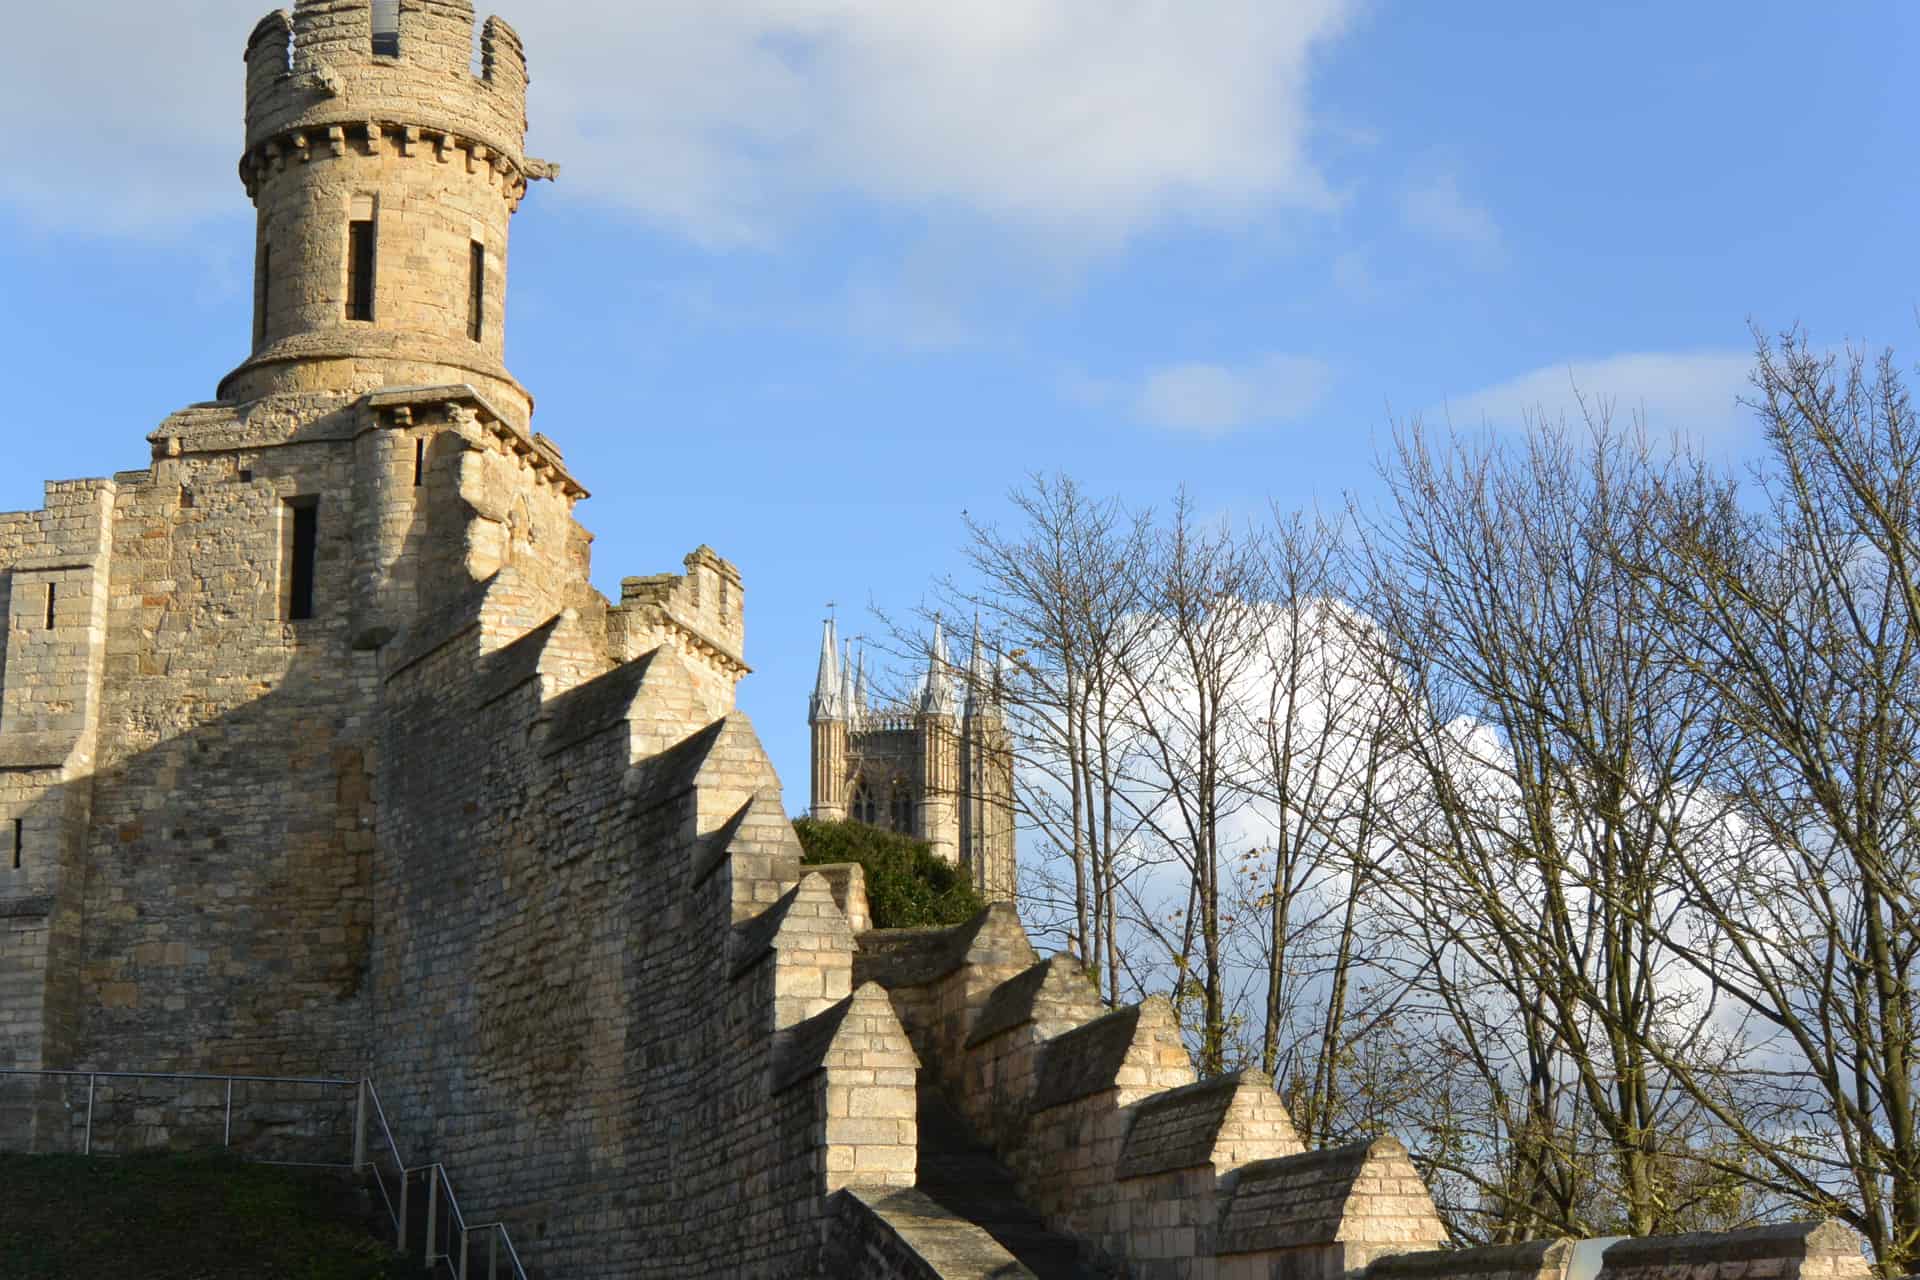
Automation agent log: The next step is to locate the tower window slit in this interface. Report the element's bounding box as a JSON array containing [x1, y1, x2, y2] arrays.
[[371, 0, 400, 56], [346, 219, 376, 322], [414, 437, 426, 487], [11, 819, 20, 872], [286, 499, 319, 621], [44, 583, 56, 630], [468, 242, 486, 342]]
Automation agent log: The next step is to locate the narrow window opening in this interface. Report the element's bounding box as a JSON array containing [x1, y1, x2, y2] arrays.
[[180, 486, 195, 509], [851, 783, 876, 826], [467, 241, 486, 342], [44, 583, 56, 631], [413, 438, 426, 487], [11, 820, 20, 872], [890, 787, 914, 834], [286, 500, 319, 622], [346, 219, 376, 322], [371, 0, 400, 56], [255, 241, 271, 347]]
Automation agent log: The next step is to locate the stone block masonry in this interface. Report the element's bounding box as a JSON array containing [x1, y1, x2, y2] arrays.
[[0, 2, 1885, 1276]]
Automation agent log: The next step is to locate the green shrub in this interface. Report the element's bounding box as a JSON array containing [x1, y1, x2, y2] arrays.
[[792, 817, 986, 929]]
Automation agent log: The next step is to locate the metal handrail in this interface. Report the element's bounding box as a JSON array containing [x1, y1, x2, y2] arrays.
[[2, 1070, 532, 1280], [0, 1067, 357, 1164], [0, 1068, 354, 1085], [362, 1081, 530, 1280]]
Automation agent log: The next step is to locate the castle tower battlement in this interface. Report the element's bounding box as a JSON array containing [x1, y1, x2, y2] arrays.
[[227, 2, 556, 426]]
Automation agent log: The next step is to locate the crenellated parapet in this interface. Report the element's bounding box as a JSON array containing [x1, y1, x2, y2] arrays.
[[609, 549, 751, 718], [243, 3, 539, 172]]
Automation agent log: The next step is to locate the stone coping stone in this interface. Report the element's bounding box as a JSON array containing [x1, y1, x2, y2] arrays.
[[855, 909, 995, 989], [773, 991, 857, 1094], [383, 574, 496, 680], [1216, 1138, 1381, 1255], [730, 881, 803, 980], [1600, 1219, 1860, 1266], [540, 652, 656, 757], [1368, 1238, 1574, 1277], [1030, 1004, 1142, 1113], [471, 617, 560, 712], [638, 719, 730, 826], [691, 793, 761, 890], [1116, 1071, 1250, 1180], [964, 957, 1054, 1048]]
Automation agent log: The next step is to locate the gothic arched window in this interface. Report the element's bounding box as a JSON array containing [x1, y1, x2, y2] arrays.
[[851, 783, 876, 826], [890, 786, 914, 834]]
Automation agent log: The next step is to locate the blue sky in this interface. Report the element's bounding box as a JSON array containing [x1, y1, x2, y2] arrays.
[[1, 2, 1915, 800]]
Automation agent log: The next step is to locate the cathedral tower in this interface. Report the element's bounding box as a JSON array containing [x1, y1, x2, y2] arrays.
[[227, 0, 556, 427], [806, 617, 1016, 900]]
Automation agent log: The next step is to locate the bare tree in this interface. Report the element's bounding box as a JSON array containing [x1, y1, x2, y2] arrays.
[[1628, 334, 1920, 1272], [1114, 491, 1269, 1074], [1351, 411, 1744, 1240], [929, 474, 1155, 1001]]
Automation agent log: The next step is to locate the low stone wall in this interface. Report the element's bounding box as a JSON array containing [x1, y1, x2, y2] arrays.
[[1368, 1238, 1575, 1280], [825, 1186, 1033, 1279], [1598, 1221, 1871, 1280]]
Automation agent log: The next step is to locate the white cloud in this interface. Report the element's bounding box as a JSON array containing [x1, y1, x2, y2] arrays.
[[1446, 352, 1754, 442], [1398, 171, 1500, 261], [0, 0, 1360, 250], [1135, 354, 1330, 436]]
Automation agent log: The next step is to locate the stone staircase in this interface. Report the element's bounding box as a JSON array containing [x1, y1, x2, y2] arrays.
[[914, 1084, 1114, 1280]]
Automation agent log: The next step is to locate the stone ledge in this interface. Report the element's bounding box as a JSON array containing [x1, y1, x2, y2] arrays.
[[366, 383, 584, 497], [0, 733, 79, 770], [9, 554, 99, 575]]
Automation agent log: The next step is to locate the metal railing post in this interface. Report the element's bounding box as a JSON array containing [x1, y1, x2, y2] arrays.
[[425, 1166, 439, 1265], [352, 1079, 367, 1172], [0, 1068, 526, 1279]]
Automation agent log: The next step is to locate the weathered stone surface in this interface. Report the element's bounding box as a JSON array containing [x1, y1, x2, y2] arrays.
[[1367, 1238, 1574, 1280], [0, 4, 1890, 1278], [1599, 1220, 1873, 1279]]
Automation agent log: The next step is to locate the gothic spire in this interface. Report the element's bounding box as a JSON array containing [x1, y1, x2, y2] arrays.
[[810, 616, 846, 722], [921, 618, 957, 717], [964, 614, 988, 718], [852, 646, 870, 718]]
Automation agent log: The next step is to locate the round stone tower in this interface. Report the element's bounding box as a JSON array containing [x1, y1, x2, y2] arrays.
[[223, 0, 555, 427]]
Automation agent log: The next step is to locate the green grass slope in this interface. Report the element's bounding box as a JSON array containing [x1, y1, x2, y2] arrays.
[[0, 1152, 433, 1280]]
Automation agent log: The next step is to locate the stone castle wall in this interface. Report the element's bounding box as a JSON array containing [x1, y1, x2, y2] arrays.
[[0, 3, 1887, 1276]]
